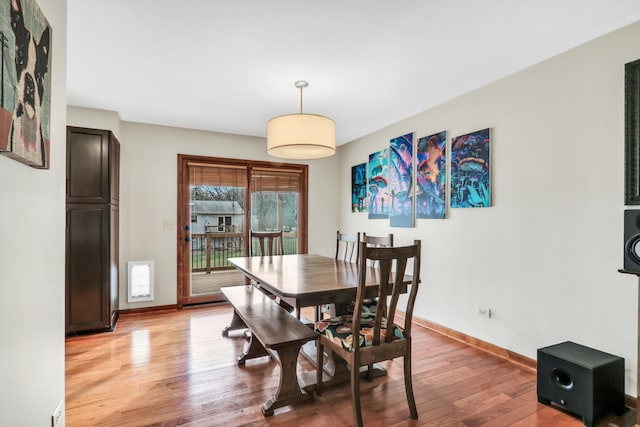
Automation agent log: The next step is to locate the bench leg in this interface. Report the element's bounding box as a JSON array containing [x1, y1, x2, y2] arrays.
[[261, 344, 313, 416], [222, 309, 248, 337], [238, 332, 269, 365]]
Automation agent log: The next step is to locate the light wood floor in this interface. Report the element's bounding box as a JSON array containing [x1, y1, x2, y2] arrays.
[[65, 304, 636, 427]]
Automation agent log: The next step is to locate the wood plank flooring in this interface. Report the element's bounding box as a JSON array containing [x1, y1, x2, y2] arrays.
[[65, 304, 636, 426]]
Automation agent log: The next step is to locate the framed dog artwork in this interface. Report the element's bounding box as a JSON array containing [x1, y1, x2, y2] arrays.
[[0, 0, 52, 169]]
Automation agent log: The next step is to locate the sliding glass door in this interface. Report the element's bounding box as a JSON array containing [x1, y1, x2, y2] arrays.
[[177, 155, 308, 306], [187, 163, 247, 303], [250, 167, 303, 255]]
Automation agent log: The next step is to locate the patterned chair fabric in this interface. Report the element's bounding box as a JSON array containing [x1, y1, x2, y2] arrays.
[[346, 298, 377, 315], [315, 313, 405, 352]]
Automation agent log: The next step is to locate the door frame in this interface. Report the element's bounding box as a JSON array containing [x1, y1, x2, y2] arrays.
[[177, 154, 308, 308]]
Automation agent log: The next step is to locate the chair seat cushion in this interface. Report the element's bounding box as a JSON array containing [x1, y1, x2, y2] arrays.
[[346, 298, 377, 315], [315, 314, 405, 352]]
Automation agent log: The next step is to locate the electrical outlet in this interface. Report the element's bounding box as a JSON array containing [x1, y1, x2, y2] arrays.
[[477, 307, 492, 319], [162, 219, 175, 230], [51, 400, 63, 427]]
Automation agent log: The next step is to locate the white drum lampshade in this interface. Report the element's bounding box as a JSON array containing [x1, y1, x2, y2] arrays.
[[267, 81, 336, 160]]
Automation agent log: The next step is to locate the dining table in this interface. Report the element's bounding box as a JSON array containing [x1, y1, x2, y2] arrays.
[[227, 253, 411, 391], [228, 253, 390, 313]]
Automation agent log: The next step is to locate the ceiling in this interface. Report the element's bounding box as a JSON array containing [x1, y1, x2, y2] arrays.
[[67, 1, 640, 146]]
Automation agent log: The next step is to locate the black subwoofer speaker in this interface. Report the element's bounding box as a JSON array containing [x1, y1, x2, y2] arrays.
[[624, 209, 640, 272], [537, 341, 625, 427]]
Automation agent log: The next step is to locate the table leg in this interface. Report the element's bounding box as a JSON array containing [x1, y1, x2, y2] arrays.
[[261, 344, 313, 416]]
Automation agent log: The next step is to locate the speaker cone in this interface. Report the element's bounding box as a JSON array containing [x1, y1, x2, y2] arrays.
[[552, 368, 574, 391], [627, 234, 640, 263]]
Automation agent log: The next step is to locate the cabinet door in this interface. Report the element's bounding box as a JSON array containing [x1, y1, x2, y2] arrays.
[[66, 127, 110, 204], [109, 204, 119, 323], [110, 133, 120, 205], [66, 204, 111, 333]]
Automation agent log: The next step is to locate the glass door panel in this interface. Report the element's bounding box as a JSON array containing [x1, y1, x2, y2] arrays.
[[250, 167, 302, 255], [187, 163, 247, 302]]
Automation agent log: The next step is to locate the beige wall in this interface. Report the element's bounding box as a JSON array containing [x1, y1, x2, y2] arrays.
[[0, 0, 67, 425], [339, 21, 640, 396], [66, 111, 341, 310]]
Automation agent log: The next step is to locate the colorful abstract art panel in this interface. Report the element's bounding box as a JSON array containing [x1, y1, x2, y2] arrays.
[[416, 131, 446, 219], [451, 128, 491, 208], [351, 163, 367, 212], [368, 148, 389, 219], [0, 0, 52, 168], [389, 132, 414, 227]]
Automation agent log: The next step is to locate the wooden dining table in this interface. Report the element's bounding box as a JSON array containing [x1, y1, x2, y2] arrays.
[[227, 253, 410, 390], [228, 253, 393, 313]]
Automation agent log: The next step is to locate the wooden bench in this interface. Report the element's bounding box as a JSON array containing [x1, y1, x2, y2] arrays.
[[220, 285, 317, 416]]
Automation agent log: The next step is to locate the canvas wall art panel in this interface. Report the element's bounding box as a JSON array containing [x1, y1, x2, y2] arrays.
[[351, 163, 367, 212], [450, 128, 491, 208], [416, 131, 446, 219], [0, 0, 52, 169], [389, 132, 414, 227], [368, 148, 389, 219]]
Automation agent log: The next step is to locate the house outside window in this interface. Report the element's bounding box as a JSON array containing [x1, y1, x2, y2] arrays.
[[218, 216, 232, 231], [189, 200, 244, 234]]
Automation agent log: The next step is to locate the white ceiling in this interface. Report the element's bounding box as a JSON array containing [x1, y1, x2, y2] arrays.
[[67, 1, 640, 146]]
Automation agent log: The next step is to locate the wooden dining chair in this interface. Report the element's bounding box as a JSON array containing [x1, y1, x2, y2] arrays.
[[317, 231, 362, 321], [335, 231, 361, 263], [249, 230, 284, 256], [248, 230, 294, 313], [362, 232, 394, 266], [362, 232, 393, 248], [315, 240, 421, 427]]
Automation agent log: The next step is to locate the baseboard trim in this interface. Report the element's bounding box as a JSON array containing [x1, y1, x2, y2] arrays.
[[408, 314, 536, 372], [118, 304, 178, 315], [626, 394, 637, 411], [405, 313, 637, 411]]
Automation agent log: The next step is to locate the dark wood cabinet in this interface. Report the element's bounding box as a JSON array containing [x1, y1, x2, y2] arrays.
[[66, 127, 120, 204], [65, 127, 120, 334]]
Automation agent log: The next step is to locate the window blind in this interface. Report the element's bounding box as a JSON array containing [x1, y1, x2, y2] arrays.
[[251, 167, 302, 192], [188, 162, 247, 188]]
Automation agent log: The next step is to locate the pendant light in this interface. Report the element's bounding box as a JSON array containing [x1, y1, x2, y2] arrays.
[[267, 80, 336, 159]]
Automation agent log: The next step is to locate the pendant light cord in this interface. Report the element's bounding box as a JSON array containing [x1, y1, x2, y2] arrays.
[[294, 80, 308, 114]]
